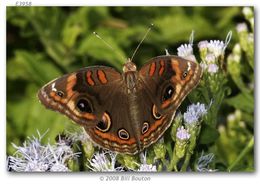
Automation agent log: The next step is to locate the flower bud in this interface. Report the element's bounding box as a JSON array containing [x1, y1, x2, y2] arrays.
[[121, 154, 139, 170], [153, 142, 166, 160], [205, 53, 216, 64], [198, 40, 208, 60], [82, 140, 95, 159], [174, 126, 190, 159], [207, 64, 219, 74], [171, 112, 182, 141], [242, 7, 253, 20], [236, 23, 248, 33]]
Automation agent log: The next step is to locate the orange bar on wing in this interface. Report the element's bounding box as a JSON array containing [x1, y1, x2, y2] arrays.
[[97, 70, 108, 84], [149, 62, 156, 76]]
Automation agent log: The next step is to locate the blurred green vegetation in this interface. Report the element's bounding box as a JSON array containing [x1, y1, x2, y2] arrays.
[[6, 7, 253, 171]]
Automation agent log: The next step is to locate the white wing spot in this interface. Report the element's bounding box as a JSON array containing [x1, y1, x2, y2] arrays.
[[51, 82, 57, 92], [187, 62, 191, 72]]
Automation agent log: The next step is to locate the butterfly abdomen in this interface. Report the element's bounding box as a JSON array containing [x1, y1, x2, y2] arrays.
[[123, 71, 143, 151]]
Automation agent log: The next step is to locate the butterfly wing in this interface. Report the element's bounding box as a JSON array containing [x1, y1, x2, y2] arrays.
[[138, 55, 202, 148], [38, 66, 121, 127], [38, 66, 139, 154]]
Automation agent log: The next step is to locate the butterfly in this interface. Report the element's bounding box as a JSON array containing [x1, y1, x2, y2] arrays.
[[38, 55, 202, 154]]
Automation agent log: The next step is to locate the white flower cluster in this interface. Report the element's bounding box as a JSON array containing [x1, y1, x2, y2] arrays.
[[198, 39, 228, 74], [66, 128, 91, 142], [177, 31, 231, 75], [7, 130, 79, 172], [88, 151, 124, 172], [177, 31, 197, 62], [176, 126, 190, 140], [197, 152, 217, 172], [88, 150, 157, 172], [137, 151, 157, 172], [184, 102, 207, 125], [177, 43, 197, 62], [207, 40, 226, 58]]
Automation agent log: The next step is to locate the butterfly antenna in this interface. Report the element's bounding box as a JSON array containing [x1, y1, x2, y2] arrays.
[[93, 32, 126, 61], [130, 23, 154, 62]]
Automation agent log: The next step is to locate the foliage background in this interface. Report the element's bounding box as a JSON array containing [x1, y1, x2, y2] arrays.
[[6, 7, 254, 171]]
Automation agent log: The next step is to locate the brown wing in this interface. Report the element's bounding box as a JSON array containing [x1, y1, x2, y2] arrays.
[[138, 55, 202, 149], [38, 66, 139, 154]]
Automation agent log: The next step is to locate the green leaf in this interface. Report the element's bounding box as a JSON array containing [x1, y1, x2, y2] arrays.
[[225, 93, 254, 113], [199, 124, 220, 144], [78, 33, 126, 70], [7, 50, 62, 85], [7, 84, 73, 154]]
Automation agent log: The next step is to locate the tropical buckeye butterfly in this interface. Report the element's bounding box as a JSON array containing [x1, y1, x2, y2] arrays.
[[38, 55, 202, 154], [38, 40, 202, 155]]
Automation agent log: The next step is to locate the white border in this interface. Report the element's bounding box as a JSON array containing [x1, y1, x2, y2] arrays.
[[4, 0, 255, 6], [1, 0, 259, 186]]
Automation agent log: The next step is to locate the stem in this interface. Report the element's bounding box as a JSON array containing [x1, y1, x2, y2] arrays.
[[167, 155, 179, 171], [180, 152, 192, 172], [157, 162, 163, 171], [165, 142, 173, 160], [180, 125, 201, 171], [227, 136, 254, 172], [161, 159, 167, 168]]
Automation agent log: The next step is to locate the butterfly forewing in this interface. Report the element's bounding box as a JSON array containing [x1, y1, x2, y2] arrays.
[[38, 66, 122, 127]]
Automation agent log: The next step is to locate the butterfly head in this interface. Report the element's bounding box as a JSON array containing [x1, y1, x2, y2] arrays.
[[123, 58, 137, 73]]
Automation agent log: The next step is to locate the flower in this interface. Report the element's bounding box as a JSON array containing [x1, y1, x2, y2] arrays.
[[50, 163, 70, 172], [176, 126, 190, 140], [66, 128, 95, 159], [207, 64, 219, 74], [88, 151, 124, 172], [177, 43, 196, 62], [174, 126, 191, 160], [198, 40, 209, 60], [66, 128, 91, 143], [198, 40, 208, 51], [200, 63, 207, 70], [248, 33, 254, 43], [170, 112, 183, 142], [235, 109, 242, 120], [205, 53, 216, 64], [137, 151, 157, 172], [227, 113, 236, 123], [7, 130, 78, 172], [177, 44, 193, 57], [207, 40, 225, 58], [184, 102, 207, 125], [242, 7, 253, 19], [236, 23, 248, 33], [228, 53, 240, 64], [197, 152, 217, 172], [233, 44, 241, 55], [153, 140, 166, 160]]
